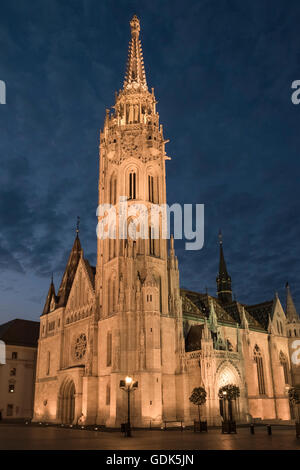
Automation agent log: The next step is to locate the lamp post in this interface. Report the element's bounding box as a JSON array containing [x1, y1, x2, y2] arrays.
[[223, 391, 227, 422], [120, 376, 138, 437], [125, 376, 133, 437]]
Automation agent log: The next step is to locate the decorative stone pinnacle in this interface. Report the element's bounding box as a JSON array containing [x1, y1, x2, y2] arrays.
[[130, 15, 140, 38]]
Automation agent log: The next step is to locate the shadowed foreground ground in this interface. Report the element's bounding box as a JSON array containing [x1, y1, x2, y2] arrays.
[[0, 424, 299, 450]]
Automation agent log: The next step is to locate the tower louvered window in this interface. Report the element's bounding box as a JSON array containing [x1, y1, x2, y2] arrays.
[[106, 331, 112, 367], [148, 175, 159, 203], [129, 172, 136, 200], [149, 226, 155, 255], [110, 175, 117, 205]]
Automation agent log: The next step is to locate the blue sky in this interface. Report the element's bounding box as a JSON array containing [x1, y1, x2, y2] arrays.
[[0, 0, 300, 323]]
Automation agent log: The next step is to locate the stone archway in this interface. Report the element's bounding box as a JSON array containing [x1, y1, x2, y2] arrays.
[[57, 379, 76, 424], [216, 362, 242, 422]]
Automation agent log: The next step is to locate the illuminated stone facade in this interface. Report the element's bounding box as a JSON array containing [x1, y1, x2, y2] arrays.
[[33, 16, 300, 427]]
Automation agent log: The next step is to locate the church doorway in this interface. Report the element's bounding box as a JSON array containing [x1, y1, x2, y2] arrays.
[[219, 396, 235, 421], [57, 379, 76, 424]]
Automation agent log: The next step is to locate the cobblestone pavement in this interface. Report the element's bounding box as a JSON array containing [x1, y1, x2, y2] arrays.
[[0, 424, 299, 450]]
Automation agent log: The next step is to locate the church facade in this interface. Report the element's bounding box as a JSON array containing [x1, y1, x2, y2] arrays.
[[33, 16, 300, 427]]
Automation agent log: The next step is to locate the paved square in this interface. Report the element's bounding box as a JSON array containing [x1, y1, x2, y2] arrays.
[[0, 424, 299, 450]]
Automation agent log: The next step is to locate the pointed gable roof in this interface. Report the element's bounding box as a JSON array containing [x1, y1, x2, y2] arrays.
[[56, 233, 82, 308], [181, 289, 237, 325], [245, 299, 274, 330], [42, 277, 56, 315], [286, 282, 299, 323]]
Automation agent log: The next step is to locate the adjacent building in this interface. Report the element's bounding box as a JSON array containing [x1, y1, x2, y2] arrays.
[[0, 319, 39, 420]]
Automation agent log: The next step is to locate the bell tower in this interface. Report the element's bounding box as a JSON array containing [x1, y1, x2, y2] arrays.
[[96, 16, 189, 427]]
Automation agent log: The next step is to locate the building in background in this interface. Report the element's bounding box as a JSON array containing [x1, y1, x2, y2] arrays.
[[33, 16, 300, 427], [0, 319, 39, 420]]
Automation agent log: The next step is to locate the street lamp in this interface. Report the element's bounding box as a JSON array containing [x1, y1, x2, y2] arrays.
[[222, 391, 227, 422], [120, 376, 138, 437]]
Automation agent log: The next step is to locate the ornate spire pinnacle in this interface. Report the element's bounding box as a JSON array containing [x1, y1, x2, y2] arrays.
[[124, 15, 147, 90], [285, 282, 299, 323], [240, 305, 249, 330], [218, 230, 229, 277], [42, 276, 56, 315], [208, 298, 218, 333], [216, 231, 232, 304]]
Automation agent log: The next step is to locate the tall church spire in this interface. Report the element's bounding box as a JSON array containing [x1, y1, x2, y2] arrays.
[[216, 231, 232, 304], [124, 15, 147, 91], [285, 282, 299, 322]]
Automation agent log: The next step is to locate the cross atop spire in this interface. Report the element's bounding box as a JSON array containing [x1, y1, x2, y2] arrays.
[[124, 15, 147, 90], [218, 230, 229, 277], [76, 216, 80, 235]]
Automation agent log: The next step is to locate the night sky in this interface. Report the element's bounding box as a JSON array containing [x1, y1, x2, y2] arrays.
[[0, 0, 300, 323]]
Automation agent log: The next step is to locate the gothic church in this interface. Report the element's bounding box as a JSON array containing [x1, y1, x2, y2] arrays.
[[33, 16, 300, 427]]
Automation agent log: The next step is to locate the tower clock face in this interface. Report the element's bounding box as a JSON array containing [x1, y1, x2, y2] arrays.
[[74, 333, 87, 360]]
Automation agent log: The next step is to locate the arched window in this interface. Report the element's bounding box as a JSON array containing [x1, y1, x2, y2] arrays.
[[148, 175, 158, 203], [109, 174, 117, 205], [253, 345, 266, 395], [149, 226, 155, 255], [280, 351, 289, 384], [46, 351, 50, 376], [106, 383, 111, 405], [108, 277, 117, 314], [106, 331, 112, 367], [129, 171, 136, 200]]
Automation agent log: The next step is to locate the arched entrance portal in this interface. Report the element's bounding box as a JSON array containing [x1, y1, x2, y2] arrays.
[[217, 363, 241, 422], [57, 379, 76, 424]]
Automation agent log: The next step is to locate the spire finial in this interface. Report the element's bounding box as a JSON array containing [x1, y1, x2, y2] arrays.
[[51, 272, 54, 284], [124, 16, 147, 90], [76, 216, 80, 234], [219, 229, 223, 245], [130, 15, 140, 38]]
